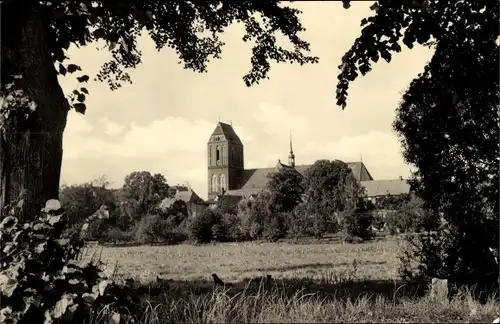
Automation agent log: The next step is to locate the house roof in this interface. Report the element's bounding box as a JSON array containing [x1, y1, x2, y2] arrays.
[[159, 188, 205, 210], [360, 179, 410, 197], [235, 161, 373, 190], [209, 122, 243, 145]]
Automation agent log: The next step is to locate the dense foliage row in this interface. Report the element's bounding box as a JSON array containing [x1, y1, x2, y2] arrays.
[[58, 162, 435, 247]]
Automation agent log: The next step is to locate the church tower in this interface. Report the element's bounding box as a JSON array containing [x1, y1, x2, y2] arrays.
[[207, 121, 244, 200], [288, 132, 295, 168]]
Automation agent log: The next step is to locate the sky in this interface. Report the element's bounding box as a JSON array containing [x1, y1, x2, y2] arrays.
[[58, 2, 434, 200]]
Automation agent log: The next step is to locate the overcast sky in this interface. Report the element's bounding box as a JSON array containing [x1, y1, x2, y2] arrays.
[[58, 2, 433, 199]]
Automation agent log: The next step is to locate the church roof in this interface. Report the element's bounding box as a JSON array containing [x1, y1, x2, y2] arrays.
[[210, 122, 243, 145], [234, 161, 373, 191], [360, 178, 411, 197]]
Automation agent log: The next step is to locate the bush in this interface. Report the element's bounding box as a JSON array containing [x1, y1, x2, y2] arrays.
[[343, 210, 374, 240], [371, 212, 385, 230], [262, 213, 288, 242], [106, 227, 132, 243], [134, 214, 168, 244], [188, 209, 221, 243], [82, 218, 109, 242], [222, 213, 245, 242], [0, 199, 137, 323]]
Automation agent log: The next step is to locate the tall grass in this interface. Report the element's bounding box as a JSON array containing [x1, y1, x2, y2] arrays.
[[95, 276, 499, 323], [84, 241, 499, 323]]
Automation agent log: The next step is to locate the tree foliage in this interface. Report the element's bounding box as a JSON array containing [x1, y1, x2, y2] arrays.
[[302, 160, 363, 218], [59, 179, 117, 226], [266, 167, 304, 213], [0, 199, 137, 323], [4, 0, 319, 114], [337, 0, 499, 288], [0, 0, 317, 221], [121, 171, 170, 218]]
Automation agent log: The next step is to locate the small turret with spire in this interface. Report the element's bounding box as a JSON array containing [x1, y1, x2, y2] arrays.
[[288, 130, 295, 168]]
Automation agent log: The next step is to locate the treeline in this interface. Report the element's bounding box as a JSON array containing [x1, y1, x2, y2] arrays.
[[188, 160, 437, 244], [61, 161, 438, 246]]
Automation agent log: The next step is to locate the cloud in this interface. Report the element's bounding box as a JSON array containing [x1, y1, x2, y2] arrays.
[[62, 113, 255, 198], [62, 106, 413, 200], [59, 1, 433, 200], [99, 118, 125, 136]]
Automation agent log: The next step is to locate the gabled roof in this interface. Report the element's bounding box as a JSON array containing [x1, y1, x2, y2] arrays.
[[159, 188, 205, 210], [235, 161, 373, 190], [209, 122, 243, 145], [360, 179, 410, 197]]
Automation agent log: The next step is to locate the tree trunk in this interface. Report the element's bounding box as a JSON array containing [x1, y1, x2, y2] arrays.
[[0, 1, 69, 221]]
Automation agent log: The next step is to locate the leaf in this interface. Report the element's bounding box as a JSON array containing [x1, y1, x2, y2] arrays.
[[77, 75, 90, 83], [0, 274, 18, 297], [59, 64, 67, 76], [82, 292, 96, 304], [380, 50, 392, 63], [57, 238, 70, 247], [93, 28, 106, 39], [98, 279, 112, 296], [108, 42, 117, 51], [77, 93, 86, 102], [52, 294, 74, 319], [0, 307, 12, 323], [67, 64, 81, 73], [43, 199, 61, 212], [111, 312, 121, 324], [74, 103, 87, 114], [45, 310, 53, 324], [80, 87, 89, 94], [0, 216, 17, 230], [369, 2, 379, 11], [47, 215, 62, 226], [35, 242, 47, 254]]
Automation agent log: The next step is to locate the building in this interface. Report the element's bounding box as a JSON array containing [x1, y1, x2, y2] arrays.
[[207, 121, 410, 203], [159, 185, 207, 217]]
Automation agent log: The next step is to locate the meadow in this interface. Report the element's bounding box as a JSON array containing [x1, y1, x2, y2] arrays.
[[83, 239, 499, 323]]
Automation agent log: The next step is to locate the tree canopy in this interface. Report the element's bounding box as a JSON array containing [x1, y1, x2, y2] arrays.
[[266, 167, 304, 213], [302, 159, 362, 217], [337, 0, 499, 285], [4, 0, 319, 114], [121, 171, 170, 217], [1, 0, 318, 220]]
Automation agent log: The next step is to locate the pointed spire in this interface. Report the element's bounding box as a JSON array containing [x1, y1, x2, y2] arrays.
[[288, 129, 295, 168]]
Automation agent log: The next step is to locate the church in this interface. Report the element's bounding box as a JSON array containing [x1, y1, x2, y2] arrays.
[[206, 121, 410, 202]]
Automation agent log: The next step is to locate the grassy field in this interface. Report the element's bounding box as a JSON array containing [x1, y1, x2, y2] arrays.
[[83, 239, 499, 323]]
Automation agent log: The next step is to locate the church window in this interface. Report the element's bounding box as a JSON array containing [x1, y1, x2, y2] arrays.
[[219, 174, 226, 192], [208, 145, 212, 166], [211, 174, 218, 192], [222, 145, 227, 165], [216, 145, 221, 165]]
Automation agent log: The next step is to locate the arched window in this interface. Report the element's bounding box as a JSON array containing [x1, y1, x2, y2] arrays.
[[211, 174, 218, 193], [219, 174, 226, 192], [208, 145, 212, 166], [222, 145, 227, 165], [216, 145, 221, 165]]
